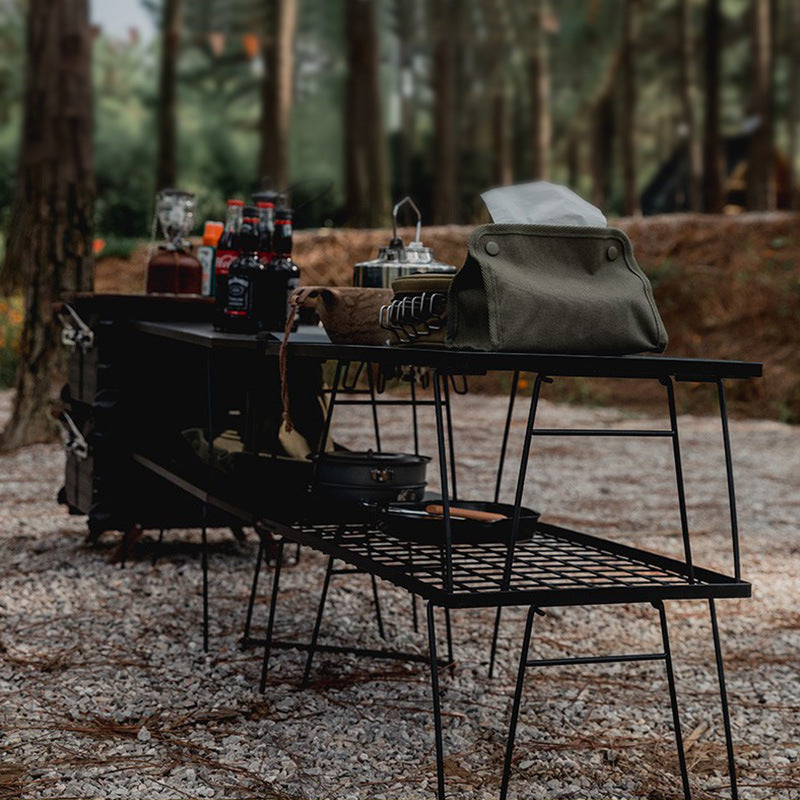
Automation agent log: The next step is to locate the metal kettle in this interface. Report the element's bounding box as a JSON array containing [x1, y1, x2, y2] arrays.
[[352, 197, 457, 288]]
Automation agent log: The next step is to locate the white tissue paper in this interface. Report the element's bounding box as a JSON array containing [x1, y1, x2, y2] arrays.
[[481, 181, 607, 227]]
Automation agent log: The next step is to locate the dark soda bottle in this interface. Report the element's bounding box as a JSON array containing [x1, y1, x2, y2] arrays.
[[256, 200, 275, 264], [222, 215, 264, 334], [252, 190, 279, 265], [263, 206, 301, 332], [214, 199, 244, 329]]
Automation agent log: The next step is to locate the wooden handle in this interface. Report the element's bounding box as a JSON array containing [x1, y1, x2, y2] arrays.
[[424, 504, 507, 523]]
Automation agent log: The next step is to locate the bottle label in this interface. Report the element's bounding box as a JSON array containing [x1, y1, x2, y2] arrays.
[[225, 275, 250, 317], [216, 251, 237, 276]]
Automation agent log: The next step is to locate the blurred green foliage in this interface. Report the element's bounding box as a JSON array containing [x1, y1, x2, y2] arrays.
[[0, 0, 797, 240]]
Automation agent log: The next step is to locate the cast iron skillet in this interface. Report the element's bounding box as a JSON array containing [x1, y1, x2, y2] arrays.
[[372, 500, 540, 545]]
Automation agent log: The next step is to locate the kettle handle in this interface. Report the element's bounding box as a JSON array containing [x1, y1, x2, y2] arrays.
[[392, 196, 422, 244]]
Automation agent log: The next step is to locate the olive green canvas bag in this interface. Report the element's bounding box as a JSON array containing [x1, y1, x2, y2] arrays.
[[445, 224, 668, 354]]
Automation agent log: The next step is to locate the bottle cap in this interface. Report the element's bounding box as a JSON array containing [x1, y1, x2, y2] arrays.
[[256, 201, 275, 208], [227, 199, 245, 206], [202, 221, 223, 246]]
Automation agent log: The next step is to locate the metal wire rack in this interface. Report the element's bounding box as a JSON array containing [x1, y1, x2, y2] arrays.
[[276, 519, 748, 609]]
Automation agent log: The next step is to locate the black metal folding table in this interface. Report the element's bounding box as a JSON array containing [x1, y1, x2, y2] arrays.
[[130, 320, 761, 800]]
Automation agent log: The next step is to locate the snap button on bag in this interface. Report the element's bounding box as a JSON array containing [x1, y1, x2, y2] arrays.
[[485, 241, 500, 256]]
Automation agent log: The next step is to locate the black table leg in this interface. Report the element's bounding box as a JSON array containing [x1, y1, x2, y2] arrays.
[[492, 374, 547, 676], [709, 598, 738, 800], [488, 606, 503, 679], [664, 378, 695, 582], [427, 601, 446, 800], [494, 370, 520, 504], [242, 535, 266, 648], [716, 380, 741, 582], [259, 540, 285, 693], [370, 573, 386, 641], [302, 554, 336, 687], [657, 600, 691, 799], [499, 604, 537, 800], [201, 513, 209, 653]]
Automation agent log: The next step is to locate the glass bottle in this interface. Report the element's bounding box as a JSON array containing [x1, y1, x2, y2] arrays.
[[264, 206, 301, 331], [222, 215, 264, 334], [214, 199, 244, 329]]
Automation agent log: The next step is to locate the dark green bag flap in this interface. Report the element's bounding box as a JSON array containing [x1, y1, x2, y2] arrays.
[[445, 224, 668, 354]]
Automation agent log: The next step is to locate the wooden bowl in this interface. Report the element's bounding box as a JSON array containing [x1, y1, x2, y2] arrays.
[[291, 286, 393, 346]]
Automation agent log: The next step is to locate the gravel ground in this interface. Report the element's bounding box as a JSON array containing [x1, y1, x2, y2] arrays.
[[0, 385, 798, 800]]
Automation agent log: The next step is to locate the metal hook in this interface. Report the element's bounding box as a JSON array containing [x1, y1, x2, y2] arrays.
[[341, 361, 365, 391], [449, 374, 469, 395]]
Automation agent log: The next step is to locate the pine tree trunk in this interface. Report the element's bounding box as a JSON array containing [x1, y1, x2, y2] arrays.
[[0, 0, 94, 452], [620, 0, 639, 216], [790, 0, 800, 210], [492, 90, 513, 187], [703, 0, 725, 213], [431, 0, 458, 223], [679, 0, 703, 211], [259, 0, 297, 192], [747, 0, 775, 210], [345, 0, 390, 227], [156, 0, 181, 190], [396, 0, 417, 196], [529, 0, 550, 180], [591, 91, 615, 210]]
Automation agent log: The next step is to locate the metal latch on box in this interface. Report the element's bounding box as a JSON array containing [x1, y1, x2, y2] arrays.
[[58, 411, 89, 460], [57, 304, 94, 352]]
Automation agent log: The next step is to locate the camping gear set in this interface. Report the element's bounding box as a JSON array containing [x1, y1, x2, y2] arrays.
[[377, 183, 667, 354], [284, 183, 669, 535]]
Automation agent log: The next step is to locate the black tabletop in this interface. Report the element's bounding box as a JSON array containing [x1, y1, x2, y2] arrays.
[[131, 320, 762, 381]]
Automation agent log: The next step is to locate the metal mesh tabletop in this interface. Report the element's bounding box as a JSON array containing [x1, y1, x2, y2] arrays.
[[274, 520, 749, 609]]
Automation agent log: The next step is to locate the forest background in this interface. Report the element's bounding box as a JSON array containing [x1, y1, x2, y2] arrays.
[[0, 0, 798, 446], [1, 0, 796, 238]]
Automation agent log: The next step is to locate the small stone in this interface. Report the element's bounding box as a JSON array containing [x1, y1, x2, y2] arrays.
[[137, 726, 152, 743]]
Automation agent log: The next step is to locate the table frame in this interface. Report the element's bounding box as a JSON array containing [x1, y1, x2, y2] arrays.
[[130, 321, 760, 799]]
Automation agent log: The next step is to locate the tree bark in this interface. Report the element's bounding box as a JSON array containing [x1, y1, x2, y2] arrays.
[[703, 0, 725, 213], [591, 90, 615, 210], [620, 0, 639, 216], [1, 0, 94, 452], [431, 0, 458, 223], [259, 0, 297, 192], [790, 0, 800, 210], [156, 0, 181, 190], [678, 0, 703, 211], [529, 0, 550, 180], [345, 0, 390, 227], [492, 90, 513, 187], [747, 0, 775, 210], [396, 0, 417, 196]]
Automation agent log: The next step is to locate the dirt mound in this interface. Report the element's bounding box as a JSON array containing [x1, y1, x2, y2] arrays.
[[620, 212, 799, 421], [95, 212, 800, 421]]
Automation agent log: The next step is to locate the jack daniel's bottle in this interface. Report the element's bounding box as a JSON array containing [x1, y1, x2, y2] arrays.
[[222, 215, 264, 333], [263, 206, 300, 331], [214, 199, 244, 329]]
